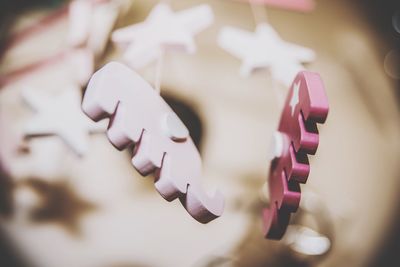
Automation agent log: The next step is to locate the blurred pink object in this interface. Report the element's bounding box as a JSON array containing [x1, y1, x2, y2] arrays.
[[263, 71, 328, 239], [5, 0, 111, 51], [0, 48, 94, 87], [112, 3, 214, 69], [235, 0, 315, 12], [82, 62, 224, 223]]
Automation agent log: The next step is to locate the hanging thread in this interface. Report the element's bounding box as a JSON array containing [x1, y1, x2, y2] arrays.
[[153, 0, 172, 94], [249, 2, 284, 107]]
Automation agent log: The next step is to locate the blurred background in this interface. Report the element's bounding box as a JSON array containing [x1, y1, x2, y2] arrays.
[[0, 0, 399, 267]]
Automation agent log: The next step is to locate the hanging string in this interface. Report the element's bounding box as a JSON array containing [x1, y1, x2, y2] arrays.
[[249, 1, 284, 107], [249, 1, 268, 25], [154, 49, 164, 94], [153, 0, 172, 94], [271, 74, 284, 106], [0, 50, 69, 87], [249, 2, 286, 204], [4, 7, 68, 51]]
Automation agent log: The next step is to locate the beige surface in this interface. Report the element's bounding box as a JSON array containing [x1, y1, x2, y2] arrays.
[[0, 0, 399, 267]]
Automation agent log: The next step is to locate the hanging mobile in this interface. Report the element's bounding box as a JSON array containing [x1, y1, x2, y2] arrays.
[[219, 1, 327, 239], [81, 2, 223, 223]]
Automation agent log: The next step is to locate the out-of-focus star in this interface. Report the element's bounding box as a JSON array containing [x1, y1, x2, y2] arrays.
[[218, 23, 315, 86], [111, 3, 214, 69], [22, 87, 106, 156], [67, 0, 132, 57], [289, 81, 301, 116]]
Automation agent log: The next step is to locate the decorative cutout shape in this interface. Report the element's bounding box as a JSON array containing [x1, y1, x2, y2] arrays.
[[82, 62, 224, 223], [68, 0, 127, 57], [111, 3, 214, 69], [218, 23, 315, 86], [22, 86, 106, 156], [263, 71, 329, 239]]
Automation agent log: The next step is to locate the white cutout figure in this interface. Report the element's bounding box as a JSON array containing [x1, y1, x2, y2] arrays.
[[284, 225, 331, 256], [290, 81, 301, 116], [111, 3, 214, 69], [68, 0, 131, 57], [22, 87, 106, 156], [218, 23, 315, 86], [68, 0, 93, 47]]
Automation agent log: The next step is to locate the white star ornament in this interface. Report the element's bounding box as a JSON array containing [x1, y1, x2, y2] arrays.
[[22, 87, 106, 156], [68, 0, 129, 57], [218, 23, 315, 86], [111, 3, 214, 69]]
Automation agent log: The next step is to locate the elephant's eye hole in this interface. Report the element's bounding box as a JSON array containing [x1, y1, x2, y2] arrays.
[[162, 94, 203, 153]]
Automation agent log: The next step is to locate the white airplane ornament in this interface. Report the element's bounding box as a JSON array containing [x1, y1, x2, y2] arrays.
[[111, 3, 214, 69], [218, 23, 316, 86], [22, 87, 106, 156]]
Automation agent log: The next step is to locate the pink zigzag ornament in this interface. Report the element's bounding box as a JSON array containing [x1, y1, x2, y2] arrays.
[[263, 71, 328, 239], [82, 62, 224, 223]]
